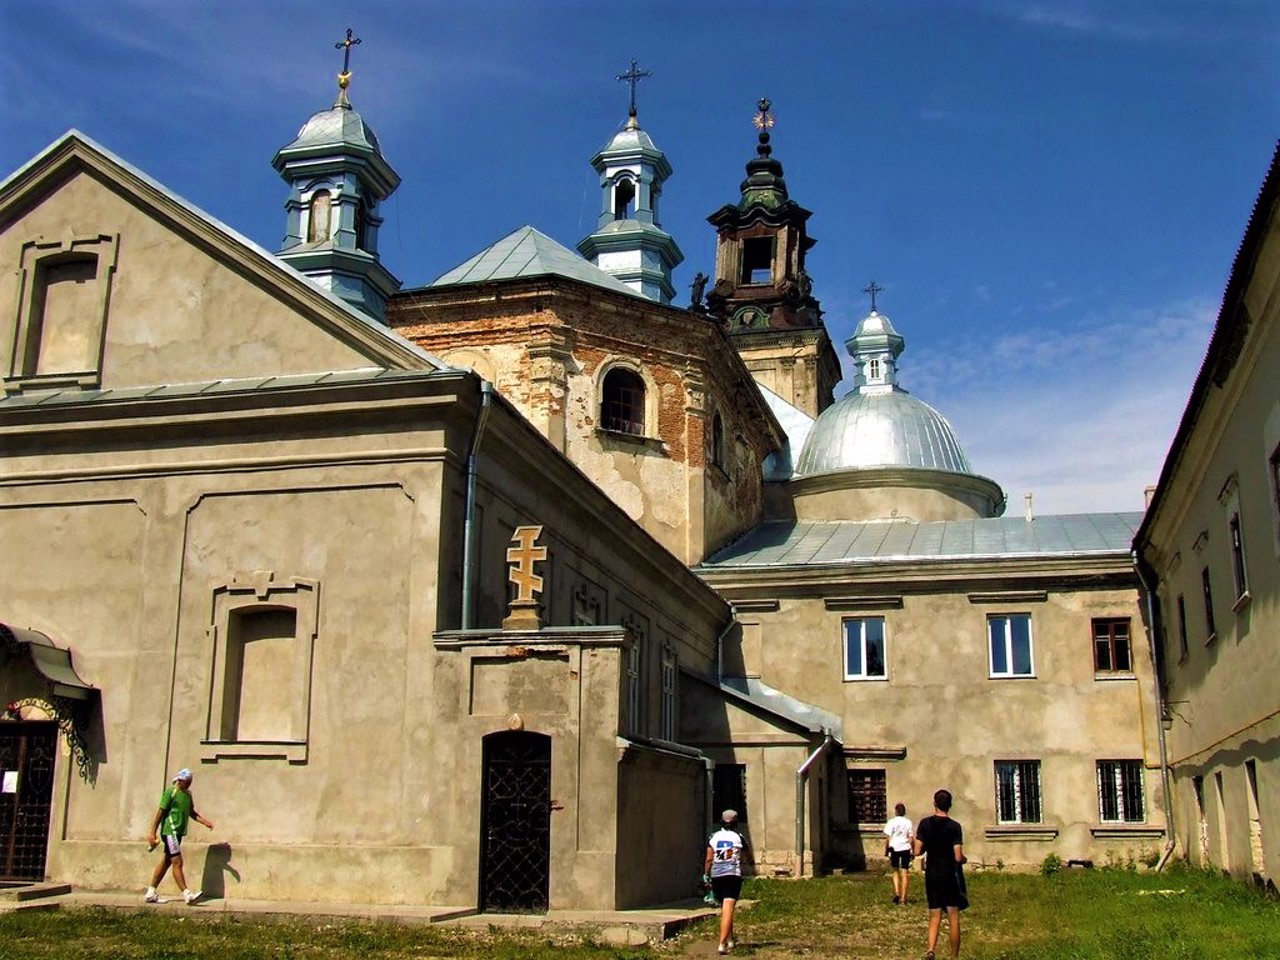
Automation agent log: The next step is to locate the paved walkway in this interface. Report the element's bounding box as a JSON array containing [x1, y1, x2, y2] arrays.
[[3, 884, 723, 946]]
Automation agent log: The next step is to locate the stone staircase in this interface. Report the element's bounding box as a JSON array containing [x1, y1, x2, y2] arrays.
[[0, 881, 72, 912]]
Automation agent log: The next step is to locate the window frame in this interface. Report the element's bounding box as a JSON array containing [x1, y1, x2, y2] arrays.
[[995, 759, 1043, 824], [600, 365, 648, 437], [1096, 759, 1145, 823], [659, 644, 677, 742], [1201, 566, 1217, 642], [988, 613, 1035, 678], [842, 617, 888, 681], [1092, 617, 1133, 674], [1175, 594, 1189, 662], [1228, 511, 1249, 603], [847, 767, 887, 824], [712, 763, 748, 824]]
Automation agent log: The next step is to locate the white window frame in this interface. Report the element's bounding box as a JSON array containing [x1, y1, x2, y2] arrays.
[[988, 613, 1034, 678], [659, 645, 677, 742], [1097, 759, 1146, 823], [995, 759, 1042, 824], [842, 617, 887, 681]]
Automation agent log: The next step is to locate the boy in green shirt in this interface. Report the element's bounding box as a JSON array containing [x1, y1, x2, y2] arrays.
[[144, 768, 214, 904]]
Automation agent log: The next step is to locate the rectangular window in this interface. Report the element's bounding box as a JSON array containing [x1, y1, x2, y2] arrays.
[[1201, 567, 1216, 640], [740, 237, 774, 284], [1176, 594, 1189, 661], [659, 646, 677, 742], [843, 617, 887, 680], [1229, 513, 1249, 600], [626, 642, 641, 735], [713, 763, 748, 824], [988, 614, 1034, 677], [1097, 760, 1145, 822], [995, 760, 1042, 823], [1092, 618, 1132, 673], [848, 768, 887, 824]]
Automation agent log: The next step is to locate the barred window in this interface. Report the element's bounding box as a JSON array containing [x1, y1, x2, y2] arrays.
[[995, 760, 1042, 823], [1097, 760, 1145, 823], [601, 368, 646, 436], [848, 768, 887, 824]]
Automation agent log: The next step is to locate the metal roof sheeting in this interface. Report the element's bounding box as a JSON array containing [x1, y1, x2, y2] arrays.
[[700, 513, 1144, 569]]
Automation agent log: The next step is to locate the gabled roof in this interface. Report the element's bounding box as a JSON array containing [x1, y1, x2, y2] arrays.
[[429, 225, 645, 299], [0, 130, 444, 373], [700, 513, 1144, 569]]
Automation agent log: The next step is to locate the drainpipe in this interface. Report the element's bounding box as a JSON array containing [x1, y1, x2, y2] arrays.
[[460, 381, 494, 630], [1134, 549, 1177, 869], [794, 732, 834, 877], [715, 615, 737, 683]]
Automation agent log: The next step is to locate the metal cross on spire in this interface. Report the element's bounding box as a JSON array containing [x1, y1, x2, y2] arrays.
[[862, 280, 884, 312], [334, 27, 361, 96], [616, 59, 652, 118], [752, 97, 776, 131]]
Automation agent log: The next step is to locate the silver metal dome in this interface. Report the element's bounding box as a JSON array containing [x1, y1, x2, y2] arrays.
[[795, 306, 975, 477], [285, 104, 382, 155], [795, 389, 973, 476]]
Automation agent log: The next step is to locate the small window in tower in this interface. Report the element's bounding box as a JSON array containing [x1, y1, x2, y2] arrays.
[[307, 190, 331, 243], [354, 201, 368, 249], [740, 237, 773, 284], [711, 412, 726, 470], [614, 179, 636, 220], [869, 358, 882, 381], [601, 367, 646, 436]]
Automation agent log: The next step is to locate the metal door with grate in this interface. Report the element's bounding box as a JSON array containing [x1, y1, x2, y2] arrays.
[[479, 731, 551, 912], [0, 722, 57, 881]]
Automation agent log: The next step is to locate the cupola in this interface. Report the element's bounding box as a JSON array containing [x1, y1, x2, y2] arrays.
[[272, 29, 401, 321]]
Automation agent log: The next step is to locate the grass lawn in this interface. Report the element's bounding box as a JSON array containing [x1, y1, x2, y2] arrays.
[[0, 865, 1276, 959]]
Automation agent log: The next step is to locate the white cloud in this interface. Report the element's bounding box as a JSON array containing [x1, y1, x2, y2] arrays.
[[908, 298, 1215, 514]]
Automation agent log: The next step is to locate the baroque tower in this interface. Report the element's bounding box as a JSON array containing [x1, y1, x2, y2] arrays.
[[706, 99, 839, 417], [272, 30, 401, 321], [577, 60, 683, 303]]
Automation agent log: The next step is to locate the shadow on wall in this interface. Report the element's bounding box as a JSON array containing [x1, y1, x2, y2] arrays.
[[200, 843, 239, 900]]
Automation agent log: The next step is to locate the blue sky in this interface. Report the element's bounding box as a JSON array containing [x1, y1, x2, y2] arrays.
[[3, 0, 1278, 514]]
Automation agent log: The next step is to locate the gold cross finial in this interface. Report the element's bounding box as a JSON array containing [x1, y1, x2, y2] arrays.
[[334, 27, 361, 99], [506, 526, 548, 604], [753, 97, 776, 131]]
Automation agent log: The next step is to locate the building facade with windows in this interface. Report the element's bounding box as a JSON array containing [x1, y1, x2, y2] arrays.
[[1135, 143, 1280, 890], [0, 67, 1178, 906]]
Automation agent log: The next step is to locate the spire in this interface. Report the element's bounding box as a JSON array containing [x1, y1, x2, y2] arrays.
[[577, 60, 683, 303], [272, 28, 401, 321]]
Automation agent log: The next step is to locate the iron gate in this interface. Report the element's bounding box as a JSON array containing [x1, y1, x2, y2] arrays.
[[479, 731, 551, 912], [0, 722, 57, 881]]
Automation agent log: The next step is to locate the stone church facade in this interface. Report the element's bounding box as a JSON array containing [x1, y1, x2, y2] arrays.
[[0, 66, 1194, 909]]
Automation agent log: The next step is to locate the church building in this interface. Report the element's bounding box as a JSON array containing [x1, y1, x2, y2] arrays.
[[0, 49, 1172, 909]]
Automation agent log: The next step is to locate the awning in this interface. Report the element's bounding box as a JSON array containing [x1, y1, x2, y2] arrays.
[[0, 623, 96, 700]]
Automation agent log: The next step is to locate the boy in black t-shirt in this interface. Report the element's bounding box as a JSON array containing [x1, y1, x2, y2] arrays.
[[913, 789, 967, 960]]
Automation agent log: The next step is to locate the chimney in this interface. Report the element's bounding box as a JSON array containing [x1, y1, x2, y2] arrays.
[[1143, 485, 1157, 509]]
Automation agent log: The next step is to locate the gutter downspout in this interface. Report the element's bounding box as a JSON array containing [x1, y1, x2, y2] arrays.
[[795, 732, 834, 877], [1134, 549, 1177, 870], [460, 381, 494, 630], [715, 615, 737, 683]]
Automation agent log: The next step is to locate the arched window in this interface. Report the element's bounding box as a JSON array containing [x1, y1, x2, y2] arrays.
[[601, 367, 645, 436], [613, 179, 635, 220], [711, 412, 726, 469], [869, 358, 881, 381], [307, 190, 331, 243]]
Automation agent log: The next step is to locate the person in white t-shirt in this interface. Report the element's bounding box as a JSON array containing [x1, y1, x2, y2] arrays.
[[703, 809, 747, 955], [882, 802, 915, 904]]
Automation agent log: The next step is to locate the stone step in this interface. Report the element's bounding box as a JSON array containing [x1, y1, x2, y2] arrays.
[[0, 882, 73, 903]]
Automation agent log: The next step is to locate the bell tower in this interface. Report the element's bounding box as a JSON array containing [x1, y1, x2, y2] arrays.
[[705, 99, 839, 417], [577, 60, 684, 303], [272, 29, 401, 321]]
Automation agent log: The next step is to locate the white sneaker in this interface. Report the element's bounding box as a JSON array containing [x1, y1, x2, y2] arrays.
[[144, 887, 158, 903], [727, 939, 736, 951], [183, 889, 201, 904], [717, 946, 728, 956]]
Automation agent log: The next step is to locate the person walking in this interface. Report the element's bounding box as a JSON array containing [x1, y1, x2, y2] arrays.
[[883, 801, 914, 904], [144, 768, 214, 905], [703, 809, 747, 955], [913, 789, 967, 960]]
